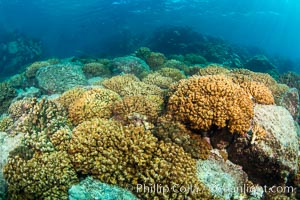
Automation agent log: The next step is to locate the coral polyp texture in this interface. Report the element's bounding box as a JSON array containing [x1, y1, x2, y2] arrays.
[[112, 95, 162, 125], [3, 151, 78, 200], [168, 75, 254, 134], [68, 88, 121, 125], [16, 98, 69, 152], [68, 118, 216, 199], [0, 82, 17, 114], [239, 81, 275, 105]]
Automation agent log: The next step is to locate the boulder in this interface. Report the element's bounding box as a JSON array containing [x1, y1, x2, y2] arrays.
[[228, 105, 299, 186]]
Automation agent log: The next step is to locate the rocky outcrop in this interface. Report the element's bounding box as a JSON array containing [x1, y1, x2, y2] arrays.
[[228, 105, 299, 186]]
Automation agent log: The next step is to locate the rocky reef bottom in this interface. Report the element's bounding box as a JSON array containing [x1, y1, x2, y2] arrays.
[[0, 47, 300, 200]]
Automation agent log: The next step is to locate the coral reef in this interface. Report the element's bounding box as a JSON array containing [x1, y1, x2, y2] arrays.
[[0, 116, 13, 132], [184, 53, 207, 65], [198, 64, 230, 76], [68, 88, 120, 125], [244, 55, 279, 77], [102, 74, 140, 94], [157, 67, 186, 81], [0, 83, 17, 114], [279, 71, 300, 91], [68, 118, 216, 199], [56, 87, 86, 110], [112, 95, 162, 126], [25, 61, 51, 79], [8, 98, 34, 119], [278, 88, 299, 120], [239, 81, 275, 105], [3, 151, 78, 200], [102, 74, 163, 97], [68, 176, 139, 200], [36, 63, 88, 94], [145, 52, 166, 70], [142, 72, 174, 89], [16, 98, 69, 152], [162, 59, 188, 73], [168, 75, 254, 134], [82, 62, 111, 78], [111, 56, 150, 76], [153, 116, 212, 159]]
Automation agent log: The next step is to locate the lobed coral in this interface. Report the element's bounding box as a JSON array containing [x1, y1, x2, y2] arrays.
[[153, 115, 212, 159], [184, 53, 207, 65], [142, 72, 174, 89], [8, 98, 34, 119], [68, 88, 121, 125], [102, 74, 163, 97], [102, 74, 140, 94], [25, 61, 51, 79], [3, 150, 78, 200], [56, 87, 86, 110], [68, 118, 216, 199], [0, 116, 13, 132], [0, 82, 17, 114], [145, 52, 166, 70], [157, 67, 186, 81], [16, 98, 69, 152], [111, 56, 150, 76], [168, 75, 254, 135], [162, 59, 188, 73], [279, 71, 300, 91], [82, 62, 111, 78], [198, 64, 230, 76], [239, 81, 275, 105], [112, 95, 162, 126]]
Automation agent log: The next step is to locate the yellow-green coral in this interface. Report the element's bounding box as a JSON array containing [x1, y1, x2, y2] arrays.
[[102, 74, 163, 97], [102, 74, 140, 94], [68, 118, 216, 199], [153, 115, 212, 159], [142, 72, 174, 89], [16, 98, 69, 152], [56, 87, 86, 110], [82, 62, 111, 78], [162, 59, 188, 73], [0, 82, 17, 114], [25, 61, 51, 79], [3, 150, 78, 200], [198, 64, 230, 76], [113, 95, 162, 125], [68, 88, 120, 125], [157, 67, 186, 81], [168, 75, 254, 135], [8, 98, 34, 119], [0, 116, 13, 132], [145, 52, 166, 70]]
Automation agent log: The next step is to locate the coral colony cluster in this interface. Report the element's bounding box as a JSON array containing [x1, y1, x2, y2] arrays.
[[0, 46, 300, 200]]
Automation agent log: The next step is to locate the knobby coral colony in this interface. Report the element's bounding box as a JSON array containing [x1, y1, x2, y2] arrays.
[[1, 49, 298, 200]]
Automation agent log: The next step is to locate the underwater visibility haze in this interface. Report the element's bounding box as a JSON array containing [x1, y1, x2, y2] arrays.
[[1, 0, 300, 200]]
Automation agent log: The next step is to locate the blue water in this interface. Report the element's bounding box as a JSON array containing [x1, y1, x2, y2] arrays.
[[0, 0, 299, 61]]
